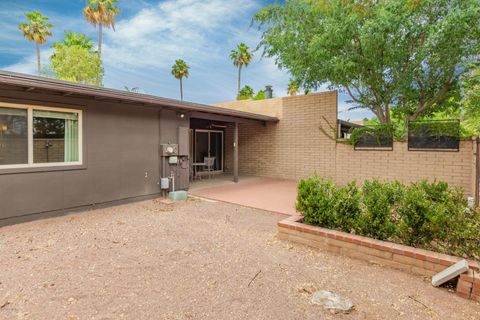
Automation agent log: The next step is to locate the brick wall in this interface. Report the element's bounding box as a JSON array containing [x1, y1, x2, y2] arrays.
[[225, 92, 338, 180], [278, 215, 479, 278], [335, 140, 475, 194], [223, 92, 476, 196]]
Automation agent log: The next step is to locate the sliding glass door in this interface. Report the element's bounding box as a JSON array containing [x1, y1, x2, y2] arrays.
[[194, 130, 223, 172]]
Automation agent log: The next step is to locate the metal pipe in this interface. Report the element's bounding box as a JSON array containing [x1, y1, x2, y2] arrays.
[[474, 137, 480, 206]]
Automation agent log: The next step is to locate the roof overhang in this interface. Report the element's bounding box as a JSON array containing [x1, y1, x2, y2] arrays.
[[0, 71, 278, 124]]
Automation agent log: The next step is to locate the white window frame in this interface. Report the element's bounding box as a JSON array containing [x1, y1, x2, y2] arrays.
[[0, 102, 83, 169]]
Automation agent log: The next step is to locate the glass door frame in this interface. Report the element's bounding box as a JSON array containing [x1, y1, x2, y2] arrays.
[[194, 129, 224, 173]]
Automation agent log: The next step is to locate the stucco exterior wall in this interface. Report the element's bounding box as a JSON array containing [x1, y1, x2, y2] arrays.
[[0, 91, 176, 223], [224, 92, 476, 196]]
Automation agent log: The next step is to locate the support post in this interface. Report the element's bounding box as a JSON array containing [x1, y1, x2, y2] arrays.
[[233, 122, 239, 183]]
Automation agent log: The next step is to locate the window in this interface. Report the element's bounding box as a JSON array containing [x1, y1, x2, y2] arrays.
[[0, 103, 82, 169]]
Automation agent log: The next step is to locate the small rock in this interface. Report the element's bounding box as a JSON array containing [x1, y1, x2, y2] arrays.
[[311, 290, 354, 314]]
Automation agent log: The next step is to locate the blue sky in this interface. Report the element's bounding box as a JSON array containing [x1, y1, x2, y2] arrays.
[[0, 0, 370, 120]]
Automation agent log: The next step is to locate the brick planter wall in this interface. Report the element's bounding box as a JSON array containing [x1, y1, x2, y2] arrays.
[[278, 215, 480, 300], [457, 270, 480, 301]]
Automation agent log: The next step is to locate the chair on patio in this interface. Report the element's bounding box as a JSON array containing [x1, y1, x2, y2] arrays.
[[203, 157, 215, 179]]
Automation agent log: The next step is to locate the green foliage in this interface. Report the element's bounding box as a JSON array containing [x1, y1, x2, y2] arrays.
[[229, 43, 253, 68], [254, 0, 480, 124], [297, 177, 361, 232], [357, 180, 403, 240], [53, 31, 94, 51], [50, 45, 104, 86], [296, 176, 480, 259], [287, 79, 300, 96], [253, 90, 266, 100], [171, 59, 190, 79], [18, 11, 53, 44], [333, 182, 362, 233], [461, 63, 480, 136], [237, 85, 255, 100], [348, 124, 394, 147]]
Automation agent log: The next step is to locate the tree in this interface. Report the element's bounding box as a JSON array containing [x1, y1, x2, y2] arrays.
[[18, 11, 53, 76], [124, 86, 141, 93], [254, 90, 266, 100], [230, 43, 253, 97], [83, 0, 119, 59], [50, 45, 104, 86], [287, 79, 300, 96], [254, 0, 480, 124], [460, 63, 480, 136], [237, 85, 255, 100], [171, 59, 190, 101], [54, 31, 94, 51]]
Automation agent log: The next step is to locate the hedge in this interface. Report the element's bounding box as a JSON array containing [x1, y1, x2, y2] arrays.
[[296, 176, 480, 259]]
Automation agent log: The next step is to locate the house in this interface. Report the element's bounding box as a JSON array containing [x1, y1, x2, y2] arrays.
[[0, 71, 477, 225], [0, 71, 276, 225]]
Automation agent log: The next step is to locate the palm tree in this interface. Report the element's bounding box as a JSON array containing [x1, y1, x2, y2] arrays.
[[171, 59, 190, 101], [287, 80, 300, 96], [83, 0, 120, 59], [18, 11, 53, 76], [230, 43, 253, 97]]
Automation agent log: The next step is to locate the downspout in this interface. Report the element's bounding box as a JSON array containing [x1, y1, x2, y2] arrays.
[[474, 136, 480, 206]]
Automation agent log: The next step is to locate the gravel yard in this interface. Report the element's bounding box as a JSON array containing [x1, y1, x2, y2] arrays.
[[0, 198, 479, 319]]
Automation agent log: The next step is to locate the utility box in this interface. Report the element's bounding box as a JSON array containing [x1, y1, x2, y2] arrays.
[[178, 127, 189, 156], [160, 178, 169, 190], [160, 144, 178, 156]]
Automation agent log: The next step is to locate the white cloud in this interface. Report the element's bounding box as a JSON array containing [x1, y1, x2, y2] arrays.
[[103, 0, 257, 69], [4, 47, 54, 75]]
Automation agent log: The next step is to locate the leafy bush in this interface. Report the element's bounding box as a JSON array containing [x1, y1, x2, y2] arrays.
[[333, 182, 362, 233], [357, 180, 403, 240], [296, 176, 480, 259], [296, 176, 338, 228], [296, 177, 361, 231]]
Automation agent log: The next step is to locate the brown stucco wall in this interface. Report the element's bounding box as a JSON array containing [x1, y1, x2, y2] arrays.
[[0, 91, 188, 223], [224, 92, 476, 196]]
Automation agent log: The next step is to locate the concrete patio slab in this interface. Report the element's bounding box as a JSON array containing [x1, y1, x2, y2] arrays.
[[190, 176, 298, 215]]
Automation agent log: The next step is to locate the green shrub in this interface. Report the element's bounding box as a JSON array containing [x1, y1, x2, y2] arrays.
[[296, 176, 337, 227], [333, 182, 362, 232], [396, 181, 455, 247], [397, 181, 480, 258], [296, 176, 480, 259], [357, 180, 402, 240], [296, 177, 361, 230]]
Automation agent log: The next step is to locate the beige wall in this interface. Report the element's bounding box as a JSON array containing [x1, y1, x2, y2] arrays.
[[215, 98, 283, 118], [223, 92, 476, 196], [335, 140, 475, 194]]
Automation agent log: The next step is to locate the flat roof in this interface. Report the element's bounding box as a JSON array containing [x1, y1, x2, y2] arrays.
[[0, 71, 278, 123]]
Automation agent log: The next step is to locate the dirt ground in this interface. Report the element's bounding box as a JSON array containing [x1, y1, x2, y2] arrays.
[[0, 198, 479, 320]]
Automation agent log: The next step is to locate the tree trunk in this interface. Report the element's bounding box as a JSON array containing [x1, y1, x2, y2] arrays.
[[180, 77, 183, 101], [98, 22, 103, 59], [237, 65, 242, 96], [36, 42, 41, 76]]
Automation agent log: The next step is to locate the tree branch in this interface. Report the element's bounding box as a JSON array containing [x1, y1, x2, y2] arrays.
[[410, 70, 455, 120]]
